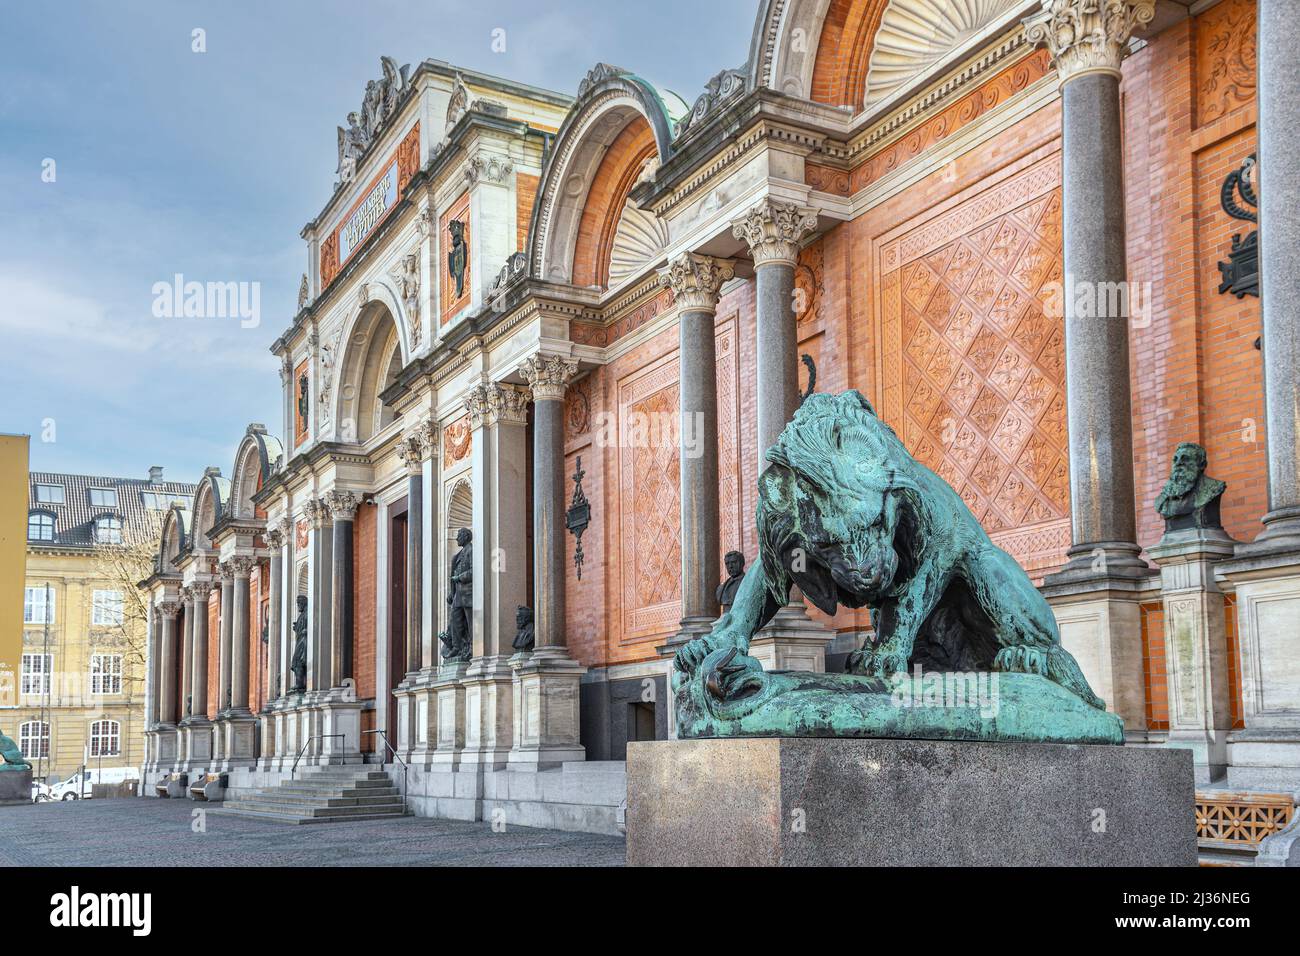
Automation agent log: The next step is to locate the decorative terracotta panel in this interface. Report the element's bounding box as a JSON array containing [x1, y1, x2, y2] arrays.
[[1195, 0, 1256, 128], [878, 156, 1069, 576], [442, 415, 471, 469]]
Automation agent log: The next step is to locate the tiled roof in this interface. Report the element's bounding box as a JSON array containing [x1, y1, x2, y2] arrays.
[[28, 471, 198, 550]]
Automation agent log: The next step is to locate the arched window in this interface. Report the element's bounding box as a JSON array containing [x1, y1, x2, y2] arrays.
[[93, 515, 123, 545], [28, 511, 54, 541], [89, 719, 120, 757], [19, 720, 49, 759]]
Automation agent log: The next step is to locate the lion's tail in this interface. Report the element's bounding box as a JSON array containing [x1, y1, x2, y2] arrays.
[[1045, 646, 1106, 711]]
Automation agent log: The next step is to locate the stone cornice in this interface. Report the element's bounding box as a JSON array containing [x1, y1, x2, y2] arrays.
[[657, 253, 735, 314], [1024, 0, 1156, 83]]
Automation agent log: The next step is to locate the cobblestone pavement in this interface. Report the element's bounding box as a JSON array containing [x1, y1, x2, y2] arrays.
[[0, 798, 626, 866]]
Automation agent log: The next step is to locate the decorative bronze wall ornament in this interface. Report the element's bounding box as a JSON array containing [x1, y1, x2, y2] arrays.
[[1217, 153, 1258, 299], [448, 220, 468, 299], [566, 456, 591, 579]]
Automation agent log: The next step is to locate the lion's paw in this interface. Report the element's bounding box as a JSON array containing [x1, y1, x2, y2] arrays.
[[845, 648, 874, 675], [864, 648, 912, 681]]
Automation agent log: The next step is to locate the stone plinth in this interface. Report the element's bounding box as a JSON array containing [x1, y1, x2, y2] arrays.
[[627, 737, 1195, 866], [0, 769, 33, 806]]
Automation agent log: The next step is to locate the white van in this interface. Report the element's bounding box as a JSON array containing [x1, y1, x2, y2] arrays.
[[45, 767, 139, 801]]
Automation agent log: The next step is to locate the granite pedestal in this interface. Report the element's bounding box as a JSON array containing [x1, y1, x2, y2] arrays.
[[627, 737, 1196, 866], [0, 769, 33, 806]]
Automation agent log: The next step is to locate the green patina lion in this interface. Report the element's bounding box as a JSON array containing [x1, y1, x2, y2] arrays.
[[674, 390, 1116, 742], [0, 727, 31, 773]]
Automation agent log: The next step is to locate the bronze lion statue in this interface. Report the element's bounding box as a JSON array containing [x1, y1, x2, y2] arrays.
[[675, 390, 1105, 712]]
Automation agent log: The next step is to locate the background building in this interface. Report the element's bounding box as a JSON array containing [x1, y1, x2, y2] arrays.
[[0, 435, 29, 720], [20, 468, 195, 782]]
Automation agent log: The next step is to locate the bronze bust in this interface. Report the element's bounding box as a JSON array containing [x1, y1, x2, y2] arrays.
[[1155, 442, 1226, 531], [716, 550, 745, 607]]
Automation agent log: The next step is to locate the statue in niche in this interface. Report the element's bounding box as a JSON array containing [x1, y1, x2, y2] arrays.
[[716, 551, 745, 608], [1156, 442, 1227, 532], [443, 528, 473, 662], [297, 373, 309, 427], [512, 605, 535, 653], [447, 220, 467, 299], [289, 595, 309, 692]]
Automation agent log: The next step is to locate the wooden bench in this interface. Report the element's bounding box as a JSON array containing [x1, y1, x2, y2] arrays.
[[189, 772, 228, 802]]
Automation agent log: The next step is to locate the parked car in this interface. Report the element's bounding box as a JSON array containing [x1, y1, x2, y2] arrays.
[[45, 767, 140, 801]]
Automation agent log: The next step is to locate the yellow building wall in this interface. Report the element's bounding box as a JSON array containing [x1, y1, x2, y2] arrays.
[[0, 435, 29, 712], [18, 547, 148, 781]]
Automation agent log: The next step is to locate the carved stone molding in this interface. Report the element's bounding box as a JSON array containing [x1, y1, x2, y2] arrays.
[[1024, 0, 1156, 83], [465, 382, 530, 428], [390, 250, 421, 350], [520, 354, 580, 403], [325, 489, 360, 521], [730, 198, 818, 267], [464, 152, 514, 185], [657, 253, 735, 314]]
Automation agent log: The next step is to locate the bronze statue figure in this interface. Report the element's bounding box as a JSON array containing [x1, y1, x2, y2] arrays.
[[297, 373, 310, 426], [716, 550, 745, 608], [1156, 442, 1226, 532], [289, 594, 309, 692], [443, 528, 473, 661], [448, 220, 467, 299], [512, 605, 535, 653], [0, 726, 31, 772]]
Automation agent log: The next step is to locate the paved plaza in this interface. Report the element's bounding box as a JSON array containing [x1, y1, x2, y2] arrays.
[[0, 799, 626, 867]]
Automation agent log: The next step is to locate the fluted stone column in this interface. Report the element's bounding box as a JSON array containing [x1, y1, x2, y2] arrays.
[[218, 563, 234, 713], [1027, 0, 1155, 734], [730, 198, 818, 465], [727, 200, 831, 673], [178, 587, 193, 720], [327, 490, 358, 685], [158, 601, 179, 726], [658, 254, 733, 648], [191, 585, 209, 719], [230, 556, 255, 714], [1027, 0, 1153, 578]]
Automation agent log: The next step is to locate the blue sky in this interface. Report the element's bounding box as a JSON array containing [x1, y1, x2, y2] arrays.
[[0, 0, 756, 483]]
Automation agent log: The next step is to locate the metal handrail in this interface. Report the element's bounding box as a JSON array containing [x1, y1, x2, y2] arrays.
[[362, 729, 409, 814], [290, 734, 346, 779]]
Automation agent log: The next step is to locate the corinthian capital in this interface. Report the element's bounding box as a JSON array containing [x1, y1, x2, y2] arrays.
[[730, 198, 818, 267], [465, 382, 530, 428], [658, 253, 735, 314], [325, 489, 360, 521], [519, 353, 579, 402], [398, 431, 425, 475], [1024, 0, 1156, 84], [230, 555, 258, 578]]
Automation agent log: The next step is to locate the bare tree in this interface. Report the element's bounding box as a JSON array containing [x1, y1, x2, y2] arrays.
[[89, 512, 163, 694]]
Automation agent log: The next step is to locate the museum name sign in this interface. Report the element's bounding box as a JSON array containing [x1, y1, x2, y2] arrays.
[[320, 121, 421, 289]]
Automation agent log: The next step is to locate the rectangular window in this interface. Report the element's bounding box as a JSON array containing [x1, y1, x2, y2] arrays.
[[23, 586, 54, 624], [91, 589, 124, 626], [88, 488, 118, 508], [90, 654, 123, 695], [89, 720, 120, 757], [19, 722, 50, 759], [21, 653, 51, 696], [141, 491, 187, 510], [34, 484, 64, 504]]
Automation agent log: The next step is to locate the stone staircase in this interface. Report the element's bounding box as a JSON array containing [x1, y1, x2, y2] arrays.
[[215, 767, 407, 825]]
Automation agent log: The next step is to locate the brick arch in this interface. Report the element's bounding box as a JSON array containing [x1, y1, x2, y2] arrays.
[[809, 0, 889, 108], [570, 116, 657, 289]]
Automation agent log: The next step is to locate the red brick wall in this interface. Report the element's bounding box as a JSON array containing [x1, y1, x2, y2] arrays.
[[353, 500, 377, 700], [516, 172, 539, 253]]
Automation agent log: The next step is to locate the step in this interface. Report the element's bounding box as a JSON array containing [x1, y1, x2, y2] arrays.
[[222, 799, 404, 818], [214, 806, 409, 826], [297, 770, 391, 781], [240, 792, 402, 809], [282, 777, 395, 789], [275, 784, 400, 799]]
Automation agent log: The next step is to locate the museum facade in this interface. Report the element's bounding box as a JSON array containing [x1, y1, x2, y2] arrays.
[[141, 0, 1300, 855]]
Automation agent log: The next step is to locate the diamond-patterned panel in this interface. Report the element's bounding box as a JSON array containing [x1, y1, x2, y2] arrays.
[[630, 386, 681, 608], [894, 187, 1068, 539]]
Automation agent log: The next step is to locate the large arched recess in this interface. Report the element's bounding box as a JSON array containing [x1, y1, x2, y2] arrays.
[[157, 504, 190, 573], [190, 472, 230, 552], [527, 65, 686, 287], [230, 429, 283, 520], [334, 296, 407, 445]]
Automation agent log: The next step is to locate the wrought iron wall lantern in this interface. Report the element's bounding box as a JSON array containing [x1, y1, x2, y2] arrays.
[[1217, 153, 1258, 300], [566, 456, 590, 580]]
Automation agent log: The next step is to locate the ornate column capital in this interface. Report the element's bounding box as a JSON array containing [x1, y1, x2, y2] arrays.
[[729, 198, 818, 268], [519, 353, 579, 403], [218, 561, 235, 584], [398, 431, 425, 475], [267, 525, 284, 550], [658, 253, 736, 314], [178, 585, 193, 604], [207, 578, 223, 596], [230, 555, 257, 579], [465, 382, 530, 427], [160, 600, 180, 619], [306, 497, 331, 530], [1024, 0, 1156, 84], [325, 488, 360, 521]]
